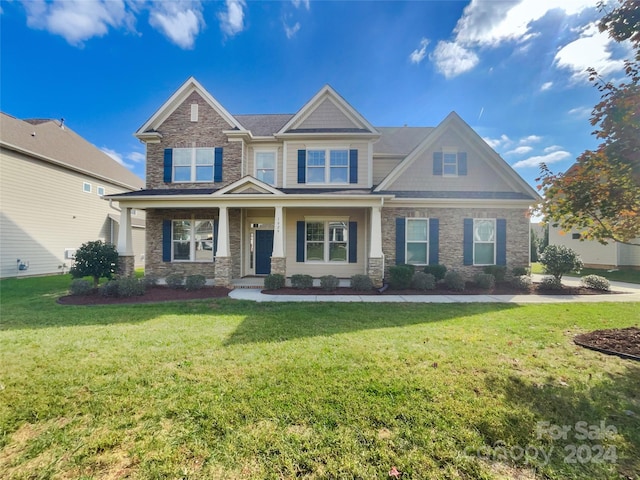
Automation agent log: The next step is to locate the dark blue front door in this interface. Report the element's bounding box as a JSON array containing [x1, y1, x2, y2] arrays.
[[255, 230, 274, 275]]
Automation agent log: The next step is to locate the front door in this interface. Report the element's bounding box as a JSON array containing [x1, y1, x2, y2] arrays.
[[255, 230, 274, 275]]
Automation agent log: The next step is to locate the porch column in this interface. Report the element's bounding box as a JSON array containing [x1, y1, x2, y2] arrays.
[[367, 206, 384, 287], [117, 207, 135, 277], [271, 205, 286, 276], [215, 205, 233, 287]]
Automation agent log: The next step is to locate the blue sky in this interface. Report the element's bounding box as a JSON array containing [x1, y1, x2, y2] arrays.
[[1, 0, 633, 191]]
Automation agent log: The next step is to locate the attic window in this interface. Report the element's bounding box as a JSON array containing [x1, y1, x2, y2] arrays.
[[191, 103, 198, 122], [83, 182, 91, 193]]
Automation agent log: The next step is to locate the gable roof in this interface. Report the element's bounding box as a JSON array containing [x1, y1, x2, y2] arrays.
[[0, 112, 144, 190], [213, 176, 284, 196], [277, 85, 379, 136], [135, 77, 246, 137], [375, 111, 540, 200], [375, 127, 434, 156], [234, 114, 294, 137]]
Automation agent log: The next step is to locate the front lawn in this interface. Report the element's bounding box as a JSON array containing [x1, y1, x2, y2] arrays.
[[1, 275, 639, 479], [531, 262, 640, 284]]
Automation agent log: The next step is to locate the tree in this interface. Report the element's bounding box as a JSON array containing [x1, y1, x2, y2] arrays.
[[70, 240, 119, 288], [539, 245, 584, 282], [537, 0, 640, 245]]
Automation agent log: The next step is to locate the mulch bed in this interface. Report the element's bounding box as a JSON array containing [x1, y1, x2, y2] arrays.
[[57, 286, 231, 305], [574, 327, 640, 361]]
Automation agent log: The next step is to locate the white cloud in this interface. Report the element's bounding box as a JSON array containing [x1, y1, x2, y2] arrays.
[[540, 81, 553, 91], [430, 41, 479, 78], [101, 147, 129, 167], [284, 21, 300, 39], [291, 0, 310, 10], [568, 105, 592, 118], [512, 150, 571, 168], [520, 135, 542, 144], [409, 38, 429, 64], [483, 134, 511, 149], [544, 145, 563, 153], [218, 0, 246, 37], [22, 0, 133, 46], [554, 22, 630, 81], [505, 146, 533, 156], [148, 1, 204, 49], [127, 151, 146, 163]]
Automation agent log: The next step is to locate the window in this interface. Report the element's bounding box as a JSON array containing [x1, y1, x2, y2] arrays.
[[572, 233, 581, 240], [173, 147, 215, 182], [307, 148, 349, 183], [97, 186, 105, 196], [83, 182, 91, 193], [406, 219, 429, 265], [443, 153, 458, 176], [172, 220, 215, 262], [434, 151, 467, 176], [255, 151, 276, 185], [305, 220, 348, 262], [474, 219, 495, 265]]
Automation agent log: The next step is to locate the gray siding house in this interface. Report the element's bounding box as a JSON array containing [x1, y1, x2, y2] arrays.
[[109, 77, 539, 286], [0, 113, 145, 278]]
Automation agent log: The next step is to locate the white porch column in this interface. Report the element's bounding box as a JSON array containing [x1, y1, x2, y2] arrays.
[[272, 205, 285, 257], [216, 205, 230, 257], [117, 207, 134, 256], [369, 206, 383, 257]]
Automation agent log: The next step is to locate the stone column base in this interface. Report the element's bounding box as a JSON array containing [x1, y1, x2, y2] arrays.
[[214, 257, 233, 287], [118, 255, 135, 277], [270, 257, 286, 276], [367, 257, 384, 288]]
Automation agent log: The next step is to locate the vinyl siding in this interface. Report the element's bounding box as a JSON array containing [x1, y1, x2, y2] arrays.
[[549, 226, 619, 268], [245, 144, 283, 187], [619, 241, 640, 267], [297, 98, 359, 130], [1, 148, 145, 278], [373, 156, 403, 185]]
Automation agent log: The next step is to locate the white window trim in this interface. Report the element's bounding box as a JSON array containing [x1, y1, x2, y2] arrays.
[[254, 149, 277, 186], [83, 182, 91, 193], [305, 146, 350, 185], [304, 218, 350, 264], [172, 219, 215, 263], [173, 147, 215, 183], [405, 218, 429, 266], [473, 218, 497, 266], [97, 185, 105, 197], [190, 103, 198, 122], [442, 147, 458, 177]]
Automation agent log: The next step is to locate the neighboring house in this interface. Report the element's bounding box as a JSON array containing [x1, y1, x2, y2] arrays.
[[108, 77, 540, 286], [0, 113, 145, 278], [549, 226, 640, 269]]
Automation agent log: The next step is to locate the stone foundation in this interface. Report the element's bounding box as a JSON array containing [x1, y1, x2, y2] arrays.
[[118, 255, 135, 277], [270, 257, 286, 276], [214, 257, 233, 287], [367, 257, 384, 287]]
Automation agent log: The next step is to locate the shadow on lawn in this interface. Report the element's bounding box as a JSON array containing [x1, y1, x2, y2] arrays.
[[224, 302, 520, 345], [481, 365, 640, 478]]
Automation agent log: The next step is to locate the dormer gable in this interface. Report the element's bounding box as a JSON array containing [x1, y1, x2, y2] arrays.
[[135, 77, 246, 141], [277, 85, 379, 137], [213, 176, 284, 196]]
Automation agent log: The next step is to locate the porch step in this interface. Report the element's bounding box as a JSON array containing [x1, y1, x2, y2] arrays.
[[232, 278, 264, 289]]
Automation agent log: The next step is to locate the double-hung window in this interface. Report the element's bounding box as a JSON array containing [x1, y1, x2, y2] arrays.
[[305, 220, 348, 262], [173, 148, 215, 182], [306, 148, 349, 184], [255, 151, 276, 185], [443, 153, 458, 176], [406, 219, 429, 265], [473, 219, 495, 265], [172, 220, 215, 262]]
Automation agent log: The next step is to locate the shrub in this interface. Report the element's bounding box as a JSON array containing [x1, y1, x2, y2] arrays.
[[141, 275, 158, 287], [320, 275, 339, 291], [511, 266, 529, 277], [70, 240, 119, 288], [539, 245, 583, 281], [483, 265, 507, 283], [388, 264, 415, 290], [581, 274, 610, 292], [510, 275, 533, 291], [264, 273, 285, 290], [185, 275, 206, 291], [444, 270, 466, 292], [411, 272, 436, 291], [423, 264, 447, 281], [351, 274, 373, 291], [474, 273, 495, 290], [100, 279, 120, 297], [118, 276, 145, 297], [69, 278, 93, 296], [165, 273, 184, 289], [291, 274, 313, 289], [538, 276, 563, 291]]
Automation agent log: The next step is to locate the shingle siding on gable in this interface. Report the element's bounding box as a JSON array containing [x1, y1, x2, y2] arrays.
[[146, 91, 242, 190], [296, 98, 359, 130]]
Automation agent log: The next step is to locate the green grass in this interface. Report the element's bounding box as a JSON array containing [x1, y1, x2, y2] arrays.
[[531, 262, 640, 284], [1, 275, 639, 479]]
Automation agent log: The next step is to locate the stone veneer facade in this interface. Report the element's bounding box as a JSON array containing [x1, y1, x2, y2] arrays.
[[381, 206, 530, 279]]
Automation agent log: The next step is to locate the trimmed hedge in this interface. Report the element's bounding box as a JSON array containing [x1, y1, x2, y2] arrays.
[[264, 274, 285, 290], [350, 274, 373, 291], [291, 274, 313, 289], [320, 275, 339, 292]]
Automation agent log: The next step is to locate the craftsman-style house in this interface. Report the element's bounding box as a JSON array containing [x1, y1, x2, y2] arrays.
[[108, 77, 539, 287]]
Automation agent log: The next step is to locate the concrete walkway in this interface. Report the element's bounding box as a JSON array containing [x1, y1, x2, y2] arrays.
[[229, 275, 640, 303]]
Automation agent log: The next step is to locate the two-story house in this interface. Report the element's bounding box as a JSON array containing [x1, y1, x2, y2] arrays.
[[108, 77, 539, 287]]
